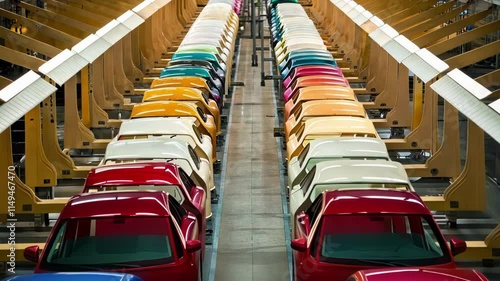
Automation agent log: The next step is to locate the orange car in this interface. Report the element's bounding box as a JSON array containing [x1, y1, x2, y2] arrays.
[[284, 100, 367, 141], [142, 87, 221, 135], [131, 101, 217, 158], [283, 75, 349, 102], [286, 116, 379, 160], [284, 86, 357, 120]]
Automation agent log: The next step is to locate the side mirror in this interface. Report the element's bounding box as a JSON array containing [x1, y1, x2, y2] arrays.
[[450, 237, 467, 256], [24, 245, 40, 263], [186, 240, 202, 253], [291, 238, 307, 252]]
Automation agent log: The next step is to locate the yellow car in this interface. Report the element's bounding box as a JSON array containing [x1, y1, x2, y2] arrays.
[[142, 87, 221, 136]]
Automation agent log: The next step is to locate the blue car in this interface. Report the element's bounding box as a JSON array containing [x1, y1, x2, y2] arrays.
[[2, 272, 143, 281]]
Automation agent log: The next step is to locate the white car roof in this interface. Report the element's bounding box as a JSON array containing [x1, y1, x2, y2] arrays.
[[117, 117, 197, 137], [300, 138, 390, 163], [104, 138, 194, 163], [312, 159, 411, 186]]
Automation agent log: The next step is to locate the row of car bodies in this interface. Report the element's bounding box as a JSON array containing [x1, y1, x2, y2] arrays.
[[20, 1, 242, 281], [269, 2, 487, 281]]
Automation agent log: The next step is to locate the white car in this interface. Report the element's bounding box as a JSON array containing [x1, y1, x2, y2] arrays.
[[287, 138, 391, 189], [114, 117, 214, 164], [101, 138, 215, 217], [289, 159, 415, 224]]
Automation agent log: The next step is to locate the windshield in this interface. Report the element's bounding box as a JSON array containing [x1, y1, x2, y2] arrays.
[[85, 185, 185, 203], [40, 217, 174, 271], [317, 214, 451, 266]]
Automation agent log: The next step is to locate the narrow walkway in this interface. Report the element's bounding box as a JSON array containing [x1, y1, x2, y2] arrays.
[[213, 38, 289, 281]]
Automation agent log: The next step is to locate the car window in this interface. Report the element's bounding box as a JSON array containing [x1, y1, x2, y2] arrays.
[[192, 125, 203, 143], [42, 217, 173, 270], [300, 166, 316, 196], [297, 143, 310, 167], [305, 194, 322, 228], [169, 219, 184, 259], [200, 91, 209, 104], [196, 107, 207, 123], [318, 214, 451, 266], [178, 168, 195, 194], [295, 123, 305, 141], [188, 145, 201, 170], [168, 196, 187, 226]]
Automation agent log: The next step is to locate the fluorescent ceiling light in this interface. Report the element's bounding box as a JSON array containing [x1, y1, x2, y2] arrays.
[[446, 68, 491, 99], [369, 24, 398, 46], [96, 20, 131, 45], [72, 34, 112, 63], [0, 71, 57, 133], [347, 3, 365, 20], [382, 35, 420, 63], [117, 10, 145, 30], [353, 9, 373, 26], [39, 49, 89, 86], [490, 99, 500, 114], [402, 48, 448, 83], [431, 70, 500, 143], [132, 0, 160, 19]]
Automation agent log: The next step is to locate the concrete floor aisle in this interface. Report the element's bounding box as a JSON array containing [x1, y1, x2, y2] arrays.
[[213, 37, 289, 281]]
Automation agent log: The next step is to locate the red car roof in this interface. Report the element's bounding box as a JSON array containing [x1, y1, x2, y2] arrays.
[[61, 191, 171, 219], [323, 189, 430, 216], [354, 268, 488, 281], [84, 162, 182, 187]]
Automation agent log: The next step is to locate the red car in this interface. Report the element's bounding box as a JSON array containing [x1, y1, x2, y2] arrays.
[[24, 191, 203, 281], [291, 189, 467, 281], [82, 162, 206, 258], [347, 268, 488, 281]]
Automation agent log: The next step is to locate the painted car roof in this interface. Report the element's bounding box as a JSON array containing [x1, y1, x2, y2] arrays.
[[1, 273, 143, 281], [130, 100, 202, 119], [85, 162, 182, 187], [295, 100, 366, 118], [323, 189, 428, 215], [142, 87, 208, 103], [353, 268, 488, 281], [117, 117, 198, 137], [312, 159, 411, 186], [103, 139, 192, 162], [297, 116, 378, 139], [301, 138, 390, 162], [61, 190, 172, 219], [292, 86, 355, 101]]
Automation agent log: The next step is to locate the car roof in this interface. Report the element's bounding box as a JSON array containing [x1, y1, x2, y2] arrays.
[[130, 100, 201, 119], [297, 100, 366, 118], [2, 273, 143, 281], [118, 117, 196, 137], [85, 162, 182, 187], [322, 189, 428, 215], [143, 87, 206, 102], [312, 159, 410, 186], [354, 268, 488, 281], [300, 116, 378, 137], [294, 86, 355, 101], [104, 139, 192, 161], [303, 138, 390, 162], [61, 190, 171, 219]]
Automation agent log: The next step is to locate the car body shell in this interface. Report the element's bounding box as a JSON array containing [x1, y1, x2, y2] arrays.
[[142, 87, 221, 136], [293, 189, 459, 281], [284, 86, 356, 120], [287, 138, 391, 189], [30, 191, 202, 281], [280, 58, 338, 80], [279, 51, 334, 71], [1, 273, 144, 281], [82, 162, 207, 244], [114, 117, 215, 163], [149, 76, 221, 110], [284, 75, 349, 102], [289, 159, 416, 220], [285, 100, 367, 141], [347, 268, 489, 281], [130, 101, 217, 151], [171, 52, 226, 72], [159, 67, 224, 98], [283, 65, 344, 89], [286, 116, 379, 160], [101, 138, 215, 197]]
